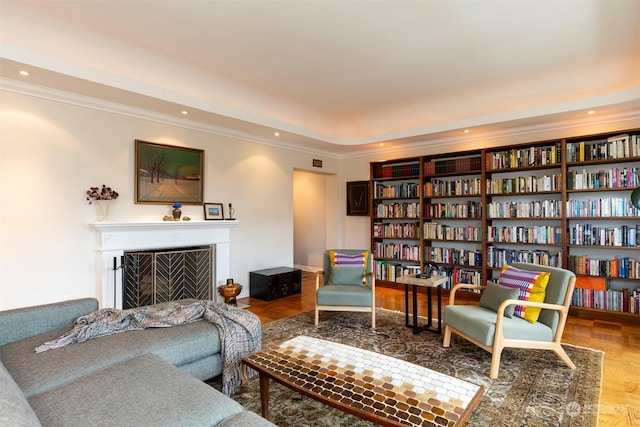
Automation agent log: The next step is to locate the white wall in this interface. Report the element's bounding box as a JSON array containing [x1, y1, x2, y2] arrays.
[[293, 170, 327, 271], [0, 90, 339, 310]]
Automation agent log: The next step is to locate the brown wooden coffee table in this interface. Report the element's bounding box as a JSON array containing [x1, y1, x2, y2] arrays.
[[243, 335, 484, 426]]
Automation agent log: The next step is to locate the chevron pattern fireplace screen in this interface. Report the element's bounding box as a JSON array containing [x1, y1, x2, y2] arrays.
[[122, 246, 213, 309]]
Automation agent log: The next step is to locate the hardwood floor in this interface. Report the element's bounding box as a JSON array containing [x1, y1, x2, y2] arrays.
[[239, 272, 640, 426]]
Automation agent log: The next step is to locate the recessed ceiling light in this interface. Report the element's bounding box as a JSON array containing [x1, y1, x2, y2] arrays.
[[274, 132, 280, 137], [181, 110, 189, 115], [19, 70, 29, 76], [587, 110, 595, 115], [379, 143, 384, 147], [463, 129, 470, 133]]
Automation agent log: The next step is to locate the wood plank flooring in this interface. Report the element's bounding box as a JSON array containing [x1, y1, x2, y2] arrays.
[[239, 272, 640, 426]]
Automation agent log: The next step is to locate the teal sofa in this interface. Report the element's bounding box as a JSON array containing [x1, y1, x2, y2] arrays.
[[0, 298, 275, 427]]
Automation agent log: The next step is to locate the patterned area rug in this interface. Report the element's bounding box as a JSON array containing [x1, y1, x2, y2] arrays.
[[210, 309, 603, 426]]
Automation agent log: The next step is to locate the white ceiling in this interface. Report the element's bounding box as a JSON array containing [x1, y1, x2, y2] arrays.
[[1, 0, 639, 156]]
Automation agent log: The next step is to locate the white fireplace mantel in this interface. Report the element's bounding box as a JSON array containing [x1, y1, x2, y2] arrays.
[[91, 220, 238, 308]]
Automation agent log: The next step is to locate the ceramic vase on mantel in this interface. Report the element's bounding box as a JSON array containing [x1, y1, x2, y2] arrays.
[[172, 208, 182, 220], [94, 200, 113, 221]]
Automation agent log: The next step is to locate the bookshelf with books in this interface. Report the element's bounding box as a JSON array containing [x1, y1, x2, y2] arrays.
[[371, 158, 422, 283], [484, 140, 565, 286], [369, 128, 640, 322], [565, 132, 640, 321], [421, 152, 484, 290]]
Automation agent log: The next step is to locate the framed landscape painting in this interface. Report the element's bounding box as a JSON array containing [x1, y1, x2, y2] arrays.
[[135, 140, 204, 204]]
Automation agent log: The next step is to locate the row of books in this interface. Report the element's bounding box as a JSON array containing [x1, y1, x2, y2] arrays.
[[568, 255, 640, 279], [486, 225, 562, 244], [566, 198, 640, 218], [373, 182, 419, 199], [374, 261, 419, 282], [486, 200, 561, 219], [486, 174, 561, 194], [374, 202, 420, 219], [566, 134, 640, 162], [486, 247, 562, 268], [425, 247, 483, 266], [372, 243, 420, 261], [424, 201, 482, 219], [424, 178, 482, 197], [486, 143, 561, 170], [423, 156, 482, 175], [373, 162, 420, 179], [372, 222, 419, 239], [423, 223, 482, 241], [571, 288, 640, 314], [568, 224, 639, 247], [566, 167, 640, 190]]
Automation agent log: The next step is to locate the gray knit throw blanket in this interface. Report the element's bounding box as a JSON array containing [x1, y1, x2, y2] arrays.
[[34, 301, 261, 396]]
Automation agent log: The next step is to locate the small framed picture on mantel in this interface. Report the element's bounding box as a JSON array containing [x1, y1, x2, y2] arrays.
[[346, 181, 370, 216], [204, 202, 224, 220]]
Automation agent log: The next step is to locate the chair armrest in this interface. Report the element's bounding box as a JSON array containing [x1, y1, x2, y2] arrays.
[[315, 271, 322, 290], [496, 299, 567, 317], [449, 283, 485, 305]]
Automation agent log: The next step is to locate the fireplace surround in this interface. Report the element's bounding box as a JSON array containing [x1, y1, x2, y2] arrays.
[[92, 220, 238, 308]]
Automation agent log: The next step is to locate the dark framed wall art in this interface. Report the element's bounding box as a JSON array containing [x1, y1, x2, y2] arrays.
[[346, 180, 370, 216], [135, 140, 204, 204]]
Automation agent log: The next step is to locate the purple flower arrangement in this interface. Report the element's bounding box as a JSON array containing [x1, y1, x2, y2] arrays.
[[86, 185, 119, 204]]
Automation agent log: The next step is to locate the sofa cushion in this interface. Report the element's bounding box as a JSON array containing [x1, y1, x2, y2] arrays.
[[217, 410, 277, 427], [498, 265, 550, 323], [28, 353, 244, 427], [0, 361, 42, 427], [0, 298, 98, 346], [444, 305, 554, 347], [329, 251, 369, 285], [1, 320, 221, 398], [479, 281, 520, 318], [316, 284, 372, 306]]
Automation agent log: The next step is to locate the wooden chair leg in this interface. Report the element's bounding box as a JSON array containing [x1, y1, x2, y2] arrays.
[[314, 307, 319, 326], [442, 325, 452, 347], [489, 348, 502, 379], [371, 309, 375, 329], [553, 344, 576, 370]]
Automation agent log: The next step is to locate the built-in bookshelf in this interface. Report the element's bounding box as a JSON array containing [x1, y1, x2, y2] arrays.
[[370, 129, 640, 321]]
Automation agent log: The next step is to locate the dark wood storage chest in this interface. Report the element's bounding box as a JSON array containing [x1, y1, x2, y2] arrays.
[[250, 267, 302, 300]]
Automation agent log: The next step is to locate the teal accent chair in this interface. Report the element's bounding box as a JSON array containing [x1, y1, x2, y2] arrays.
[[315, 250, 376, 328], [443, 262, 577, 379]]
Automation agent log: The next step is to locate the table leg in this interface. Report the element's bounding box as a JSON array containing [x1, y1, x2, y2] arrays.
[[427, 286, 433, 329], [259, 373, 270, 420], [437, 285, 442, 333], [404, 283, 410, 327], [412, 284, 418, 334]]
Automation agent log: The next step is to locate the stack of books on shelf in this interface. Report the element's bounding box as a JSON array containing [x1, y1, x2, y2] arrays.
[[566, 134, 639, 162], [373, 162, 420, 179], [566, 197, 640, 217], [423, 156, 482, 175], [568, 224, 640, 247], [486, 143, 561, 169], [372, 222, 419, 239], [486, 247, 562, 268], [571, 286, 640, 314], [568, 255, 640, 279], [424, 178, 482, 197], [424, 201, 482, 219], [374, 182, 419, 198], [566, 166, 640, 190], [486, 174, 561, 194]]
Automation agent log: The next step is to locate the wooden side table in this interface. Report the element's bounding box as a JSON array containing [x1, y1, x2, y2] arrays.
[[396, 275, 448, 334]]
